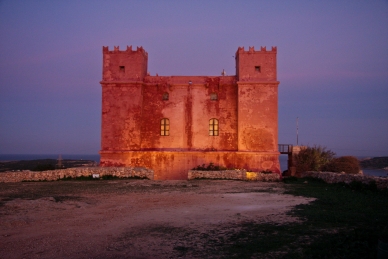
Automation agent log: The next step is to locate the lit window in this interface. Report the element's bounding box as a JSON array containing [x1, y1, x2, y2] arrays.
[[209, 119, 219, 136], [162, 92, 169, 100], [161, 118, 170, 136], [255, 66, 261, 72], [210, 93, 218, 100]]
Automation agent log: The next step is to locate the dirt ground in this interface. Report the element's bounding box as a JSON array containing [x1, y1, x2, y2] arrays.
[[0, 180, 313, 258]]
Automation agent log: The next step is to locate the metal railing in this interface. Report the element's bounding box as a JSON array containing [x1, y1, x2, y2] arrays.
[[278, 144, 293, 154]]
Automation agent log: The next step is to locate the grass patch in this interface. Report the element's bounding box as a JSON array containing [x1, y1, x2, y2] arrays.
[[102, 178, 387, 258], [190, 178, 388, 258], [279, 178, 388, 258]]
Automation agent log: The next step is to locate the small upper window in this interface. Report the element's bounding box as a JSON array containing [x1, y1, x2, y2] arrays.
[[210, 93, 218, 101], [119, 66, 125, 72], [162, 92, 169, 101], [161, 118, 170, 136], [255, 66, 261, 72], [209, 119, 219, 136]]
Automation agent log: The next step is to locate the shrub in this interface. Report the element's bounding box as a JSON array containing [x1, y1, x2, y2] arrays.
[[295, 145, 335, 173], [31, 164, 56, 171], [324, 156, 361, 174], [192, 162, 227, 171]]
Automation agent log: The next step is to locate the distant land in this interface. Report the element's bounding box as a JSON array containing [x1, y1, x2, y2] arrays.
[[359, 157, 388, 170], [1, 156, 387, 173], [0, 159, 96, 172]]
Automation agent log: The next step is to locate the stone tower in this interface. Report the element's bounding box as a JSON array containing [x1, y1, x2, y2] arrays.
[[101, 46, 148, 152], [102, 45, 148, 81], [235, 46, 279, 154], [99, 45, 280, 179]]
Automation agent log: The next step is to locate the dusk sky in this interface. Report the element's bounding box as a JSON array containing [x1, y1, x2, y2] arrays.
[[1, 1, 387, 157]]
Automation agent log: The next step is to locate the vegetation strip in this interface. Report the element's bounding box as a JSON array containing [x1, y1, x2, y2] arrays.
[[106, 178, 388, 258], [1, 177, 387, 257], [186, 178, 388, 258]]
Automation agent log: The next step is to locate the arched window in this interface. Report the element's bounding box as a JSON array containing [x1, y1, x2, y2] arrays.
[[209, 119, 219, 136], [210, 93, 218, 100], [162, 92, 169, 100], [160, 118, 170, 136]]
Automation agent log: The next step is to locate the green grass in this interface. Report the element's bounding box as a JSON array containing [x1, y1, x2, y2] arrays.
[[95, 178, 388, 258], [194, 178, 388, 258], [120, 178, 387, 258]]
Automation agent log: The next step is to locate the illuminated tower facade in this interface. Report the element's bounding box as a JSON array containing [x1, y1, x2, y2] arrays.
[[100, 45, 280, 179]]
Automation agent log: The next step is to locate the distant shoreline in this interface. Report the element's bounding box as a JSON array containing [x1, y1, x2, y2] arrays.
[[359, 156, 388, 170], [0, 158, 97, 172], [0, 154, 100, 162]]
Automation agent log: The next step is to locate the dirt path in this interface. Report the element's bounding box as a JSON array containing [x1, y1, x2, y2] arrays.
[[0, 180, 313, 258]]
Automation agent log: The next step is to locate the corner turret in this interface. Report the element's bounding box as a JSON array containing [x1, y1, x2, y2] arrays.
[[102, 45, 148, 82], [235, 46, 277, 82]]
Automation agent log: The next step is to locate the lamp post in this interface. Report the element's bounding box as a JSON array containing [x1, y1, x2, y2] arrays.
[[296, 117, 299, 146]]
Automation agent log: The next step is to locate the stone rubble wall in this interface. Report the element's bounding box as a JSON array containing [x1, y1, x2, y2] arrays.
[[300, 171, 388, 189], [0, 167, 154, 183], [188, 170, 281, 181]]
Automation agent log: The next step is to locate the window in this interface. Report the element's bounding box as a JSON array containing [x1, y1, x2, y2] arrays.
[[255, 66, 261, 72], [209, 119, 219, 136], [210, 93, 218, 100], [119, 66, 125, 72], [160, 118, 170, 136], [162, 92, 169, 100]]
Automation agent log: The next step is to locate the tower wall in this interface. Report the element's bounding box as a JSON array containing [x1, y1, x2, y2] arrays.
[[102, 46, 148, 81], [101, 83, 143, 151], [114, 75, 238, 152], [101, 46, 147, 151], [236, 46, 277, 81], [236, 46, 279, 153]]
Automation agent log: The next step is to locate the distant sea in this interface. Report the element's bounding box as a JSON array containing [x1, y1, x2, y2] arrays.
[[0, 154, 100, 163], [0, 154, 386, 178]]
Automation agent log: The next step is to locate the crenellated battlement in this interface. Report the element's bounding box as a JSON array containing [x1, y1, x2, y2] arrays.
[[102, 45, 148, 81], [103, 45, 148, 57], [236, 46, 277, 54], [235, 46, 277, 81]]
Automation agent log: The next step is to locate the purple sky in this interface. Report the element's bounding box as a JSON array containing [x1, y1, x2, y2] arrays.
[[0, 1, 387, 157]]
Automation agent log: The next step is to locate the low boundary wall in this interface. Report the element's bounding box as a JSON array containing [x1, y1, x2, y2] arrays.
[[0, 167, 154, 183], [300, 171, 388, 189], [188, 170, 281, 181]]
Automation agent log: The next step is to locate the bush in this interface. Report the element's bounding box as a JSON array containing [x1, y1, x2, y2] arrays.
[[324, 156, 361, 174], [192, 162, 227, 171], [295, 145, 335, 173], [31, 164, 56, 171]]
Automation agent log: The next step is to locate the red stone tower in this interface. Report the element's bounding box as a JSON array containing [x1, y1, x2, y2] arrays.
[[101, 46, 147, 152], [99, 46, 280, 179], [235, 46, 279, 154], [102, 45, 148, 81]]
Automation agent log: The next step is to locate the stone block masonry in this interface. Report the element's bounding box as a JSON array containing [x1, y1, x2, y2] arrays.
[[100, 45, 281, 180], [0, 167, 154, 183], [188, 170, 281, 181]]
